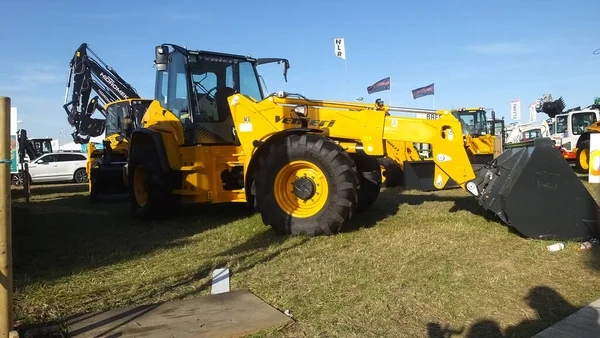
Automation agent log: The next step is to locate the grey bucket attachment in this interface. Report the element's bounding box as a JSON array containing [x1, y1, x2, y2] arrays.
[[471, 138, 600, 241]]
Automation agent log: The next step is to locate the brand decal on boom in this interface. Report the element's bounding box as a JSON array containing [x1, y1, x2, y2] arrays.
[[275, 116, 336, 127]]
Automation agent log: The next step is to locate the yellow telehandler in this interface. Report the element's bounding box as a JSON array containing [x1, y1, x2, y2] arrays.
[[118, 43, 598, 241]]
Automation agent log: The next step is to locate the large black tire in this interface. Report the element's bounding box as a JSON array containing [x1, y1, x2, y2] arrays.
[[351, 153, 381, 212], [254, 133, 360, 236], [575, 139, 590, 174], [378, 157, 403, 188], [128, 150, 180, 220]]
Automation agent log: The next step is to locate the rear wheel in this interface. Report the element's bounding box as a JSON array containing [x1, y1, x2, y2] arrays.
[[575, 140, 590, 174], [351, 153, 381, 212], [378, 157, 403, 188], [74, 168, 88, 183], [128, 150, 180, 220], [254, 134, 359, 236]]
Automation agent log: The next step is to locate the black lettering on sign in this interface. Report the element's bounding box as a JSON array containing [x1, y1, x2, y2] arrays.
[[274, 116, 336, 128]]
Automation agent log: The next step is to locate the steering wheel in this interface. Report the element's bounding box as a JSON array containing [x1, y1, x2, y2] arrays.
[[203, 86, 218, 101]]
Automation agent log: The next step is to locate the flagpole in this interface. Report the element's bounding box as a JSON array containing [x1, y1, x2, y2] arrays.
[[389, 76, 392, 105], [345, 57, 349, 101], [433, 94, 435, 109]]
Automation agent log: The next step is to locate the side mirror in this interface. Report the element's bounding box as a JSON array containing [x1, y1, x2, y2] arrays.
[[154, 45, 169, 72], [281, 60, 289, 82]]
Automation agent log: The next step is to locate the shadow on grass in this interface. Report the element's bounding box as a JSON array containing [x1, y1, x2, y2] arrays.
[[426, 285, 596, 338], [12, 187, 255, 289], [343, 187, 500, 233]]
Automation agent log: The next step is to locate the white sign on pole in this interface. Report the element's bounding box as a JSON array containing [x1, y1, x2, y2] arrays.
[[528, 101, 537, 123], [10, 107, 17, 135], [334, 38, 346, 60], [589, 133, 600, 183], [511, 98, 521, 121]]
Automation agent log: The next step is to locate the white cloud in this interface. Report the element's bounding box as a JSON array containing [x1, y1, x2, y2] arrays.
[[465, 42, 538, 56], [0, 63, 63, 93]]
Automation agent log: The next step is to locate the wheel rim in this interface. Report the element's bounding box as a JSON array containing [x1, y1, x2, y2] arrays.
[[274, 160, 329, 218], [133, 166, 148, 206], [76, 170, 88, 183], [12, 175, 22, 186], [580, 149, 590, 170], [380, 165, 387, 184]]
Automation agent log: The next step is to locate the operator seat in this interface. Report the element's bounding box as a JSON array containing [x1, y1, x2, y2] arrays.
[[214, 86, 235, 122]]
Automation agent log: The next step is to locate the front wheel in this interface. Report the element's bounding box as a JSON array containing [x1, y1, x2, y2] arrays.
[[575, 140, 590, 174], [254, 134, 359, 236], [128, 155, 180, 220]]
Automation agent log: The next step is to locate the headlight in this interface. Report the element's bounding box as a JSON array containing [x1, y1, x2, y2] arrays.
[[293, 105, 308, 117]]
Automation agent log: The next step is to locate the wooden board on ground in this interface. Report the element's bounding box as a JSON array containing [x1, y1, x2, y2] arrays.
[[65, 290, 292, 338], [533, 298, 600, 337]]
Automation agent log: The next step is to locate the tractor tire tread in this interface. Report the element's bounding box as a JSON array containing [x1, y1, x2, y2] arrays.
[[254, 133, 359, 236]]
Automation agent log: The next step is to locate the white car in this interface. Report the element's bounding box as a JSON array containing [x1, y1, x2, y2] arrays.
[[28, 152, 88, 184]]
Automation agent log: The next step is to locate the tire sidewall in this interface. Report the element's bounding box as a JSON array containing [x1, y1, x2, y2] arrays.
[[256, 134, 358, 235], [261, 145, 338, 228]]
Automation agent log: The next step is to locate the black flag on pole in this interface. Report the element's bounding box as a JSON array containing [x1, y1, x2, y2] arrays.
[[367, 77, 391, 94], [411, 83, 434, 99]]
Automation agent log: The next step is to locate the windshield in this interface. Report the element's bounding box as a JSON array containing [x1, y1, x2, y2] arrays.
[[548, 122, 554, 135], [556, 116, 568, 134], [453, 110, 488, 136], [522, 129, 541, 141], [156, 51, 264, 123], [571, 112, 597, 135]]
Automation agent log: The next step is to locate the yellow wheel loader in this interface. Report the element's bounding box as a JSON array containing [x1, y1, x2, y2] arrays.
[[121, 43, 599, 240], [451, 107, 501, 164]]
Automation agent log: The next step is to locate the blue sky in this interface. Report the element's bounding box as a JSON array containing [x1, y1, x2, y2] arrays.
[[1, 0, 599, 142]]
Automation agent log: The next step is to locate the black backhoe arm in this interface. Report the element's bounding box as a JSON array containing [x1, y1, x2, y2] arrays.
[[63, 43, 140, 144]]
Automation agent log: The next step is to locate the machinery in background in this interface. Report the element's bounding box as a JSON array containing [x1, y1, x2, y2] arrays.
[[380, 107, 505, 190], [569, 104, 600, 173], [451, 107, 500, 164], [118, 43, 598, 242], [535, 94, 599, 170], [504, 121, 550, 145], [64, 43, 145, 201], [11, 129, 53, 186]]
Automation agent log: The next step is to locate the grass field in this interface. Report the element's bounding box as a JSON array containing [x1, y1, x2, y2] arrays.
[[10, 179, 600, 338]]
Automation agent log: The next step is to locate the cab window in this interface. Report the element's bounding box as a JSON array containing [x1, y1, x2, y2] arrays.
[[572, 112, 597, 135]]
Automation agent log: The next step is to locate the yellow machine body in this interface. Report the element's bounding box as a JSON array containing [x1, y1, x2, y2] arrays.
[[86, 99, 151, 201], [574, 119, 600, 173], [451, 107, 498, 164], [133, 96, 475, 204], [123, 43, 599, 241]]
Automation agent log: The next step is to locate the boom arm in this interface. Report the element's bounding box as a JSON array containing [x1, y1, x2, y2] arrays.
[[63, 43, 140, 144]]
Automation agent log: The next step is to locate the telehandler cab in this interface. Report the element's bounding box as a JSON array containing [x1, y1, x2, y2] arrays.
[[121, 43, 599, 241]]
